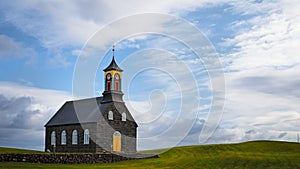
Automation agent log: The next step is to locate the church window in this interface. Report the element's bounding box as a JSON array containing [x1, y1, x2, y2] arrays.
[[108, 111, 113, 120], [51, 131, 56, 145], [122, 112, 126, 121], [72, 130, 78, 145], [61, 130, 66, 145], [84, 129, 89, 144]]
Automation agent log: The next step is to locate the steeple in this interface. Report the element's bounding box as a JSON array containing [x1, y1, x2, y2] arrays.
[[103, 46, 123, 72], [101, 46, 124, 103]]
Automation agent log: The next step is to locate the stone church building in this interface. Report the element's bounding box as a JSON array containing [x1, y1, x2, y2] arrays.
[[44, 51, 138, 153]]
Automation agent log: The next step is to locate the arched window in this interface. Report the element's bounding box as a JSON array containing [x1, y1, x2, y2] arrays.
[[51, 131, 56, 145], [122, 112, 126, 121], [114, 73, 120, 91], [113, 131, 121, 137], [106, 73, 112, 91], [84, 129, 89, 144], [61, 130, 66, 145], [72, 130, 78, 145], [108, 111, 113, 120]]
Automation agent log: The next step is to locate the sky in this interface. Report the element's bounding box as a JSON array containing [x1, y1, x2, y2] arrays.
[[0, 0, 299, 151]]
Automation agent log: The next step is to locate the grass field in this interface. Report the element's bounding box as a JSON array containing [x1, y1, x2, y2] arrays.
[[1, 140, 300, 168], [0, 147, 42, 154]]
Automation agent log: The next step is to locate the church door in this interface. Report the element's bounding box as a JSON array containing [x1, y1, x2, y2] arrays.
[[113, 131, 121, 152]]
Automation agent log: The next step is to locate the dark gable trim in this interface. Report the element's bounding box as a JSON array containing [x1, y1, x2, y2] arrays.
[[45, 122, 96, 128]]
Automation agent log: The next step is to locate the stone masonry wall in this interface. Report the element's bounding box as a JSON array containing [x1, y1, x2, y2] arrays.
[[0, 153, 158, 164], [45, 123, 98, 153]]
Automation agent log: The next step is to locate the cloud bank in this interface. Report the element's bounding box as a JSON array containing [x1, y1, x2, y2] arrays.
[[0, 82, 72, 150]]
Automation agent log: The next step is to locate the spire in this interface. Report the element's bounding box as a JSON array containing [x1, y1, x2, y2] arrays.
[[103, 45, 123, 72], [112, 45, 115, 58]]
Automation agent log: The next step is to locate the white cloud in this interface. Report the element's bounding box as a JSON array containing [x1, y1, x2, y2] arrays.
[[0, 35, 21, 53], [223, 1, 300, 70], [0, 34, 37, 65], [221, 64, 300, 142], [211, 0, 300, 143], [0, 0, 234, 49], [47, 53, 73, 68], [0, 82, 72, 150]]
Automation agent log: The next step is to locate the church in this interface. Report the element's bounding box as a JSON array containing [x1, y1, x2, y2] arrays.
[[44, 49, 138, 153]]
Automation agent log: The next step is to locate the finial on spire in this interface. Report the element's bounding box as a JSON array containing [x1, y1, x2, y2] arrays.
[[103, 44, 123, 72], [112, 45, 115, 57]]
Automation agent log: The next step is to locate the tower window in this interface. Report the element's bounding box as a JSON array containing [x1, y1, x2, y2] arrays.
[[106, 73, 112, 91], [84, 129, 89, 144], [51, 131, 56, 145], [61, 130, 66, 145], [108, 111, 113, 120], [114, 73, 120, 91], [115, 82, 119, 91], [72, 130, 78, 145], [122, 112, 126, 121], [107, 81, 111, 90]]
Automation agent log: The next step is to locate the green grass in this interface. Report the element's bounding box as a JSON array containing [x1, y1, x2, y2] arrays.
[[0, 147, 42, 154], [1, 140, 300, 169]]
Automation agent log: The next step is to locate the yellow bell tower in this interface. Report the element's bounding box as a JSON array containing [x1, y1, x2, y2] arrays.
[[102, 46, 124, 103], [103, 46, 123, 92]]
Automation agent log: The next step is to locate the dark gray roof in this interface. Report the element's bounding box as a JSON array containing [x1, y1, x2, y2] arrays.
[[103, 57, 123, 72], [45, 97, 137, 127], [45, 97, 103, 126]]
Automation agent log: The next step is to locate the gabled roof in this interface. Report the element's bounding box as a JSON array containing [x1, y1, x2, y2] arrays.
[[45, 97, 104, 126], [103, 57, 123, 72], [45, 97, 137, 127]]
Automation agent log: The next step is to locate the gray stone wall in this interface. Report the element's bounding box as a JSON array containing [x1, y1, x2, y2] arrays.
[[45, 123, 97, 153], [98, 103, 137, 153], [0, 153, 158, 164]]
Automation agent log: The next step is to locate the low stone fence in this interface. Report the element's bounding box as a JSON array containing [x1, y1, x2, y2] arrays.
[[0, 153, 158, 164]]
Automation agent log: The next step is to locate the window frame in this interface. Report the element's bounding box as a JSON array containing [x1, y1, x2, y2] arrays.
[[114, 73, 120, 91], [51, 131, 56, 146], [108, 111, 113, 120], [84, 129, 89, 145], [72, 130, 78, 145], [61, 130, 66, 145], [121, 112, 126, 121], [106, 73, 112, 91]]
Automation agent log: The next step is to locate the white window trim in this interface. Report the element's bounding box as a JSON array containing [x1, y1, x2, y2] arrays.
[[61, 130, 66, 145], [51, 131, 56, 146], [122, 112, 126, 121], [113, 131, 121, 137], [108, 111, 113, 120], [72, 130, 78, 145], [84, 129, 89, 145]]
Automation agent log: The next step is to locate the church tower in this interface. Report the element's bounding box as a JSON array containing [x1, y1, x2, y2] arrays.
[[102, 47, 124, 103]]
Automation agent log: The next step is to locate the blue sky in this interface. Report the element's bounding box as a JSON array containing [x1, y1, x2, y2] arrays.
[[0, 0, 299, 151]]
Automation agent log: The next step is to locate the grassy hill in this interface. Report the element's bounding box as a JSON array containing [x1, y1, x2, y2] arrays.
[[1, 140, 300, 168], [0, 147, 42, 154]]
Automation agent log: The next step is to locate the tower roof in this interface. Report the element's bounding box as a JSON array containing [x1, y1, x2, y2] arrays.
[[104, 46, 123, 72], [103, 56, 123, 72]]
